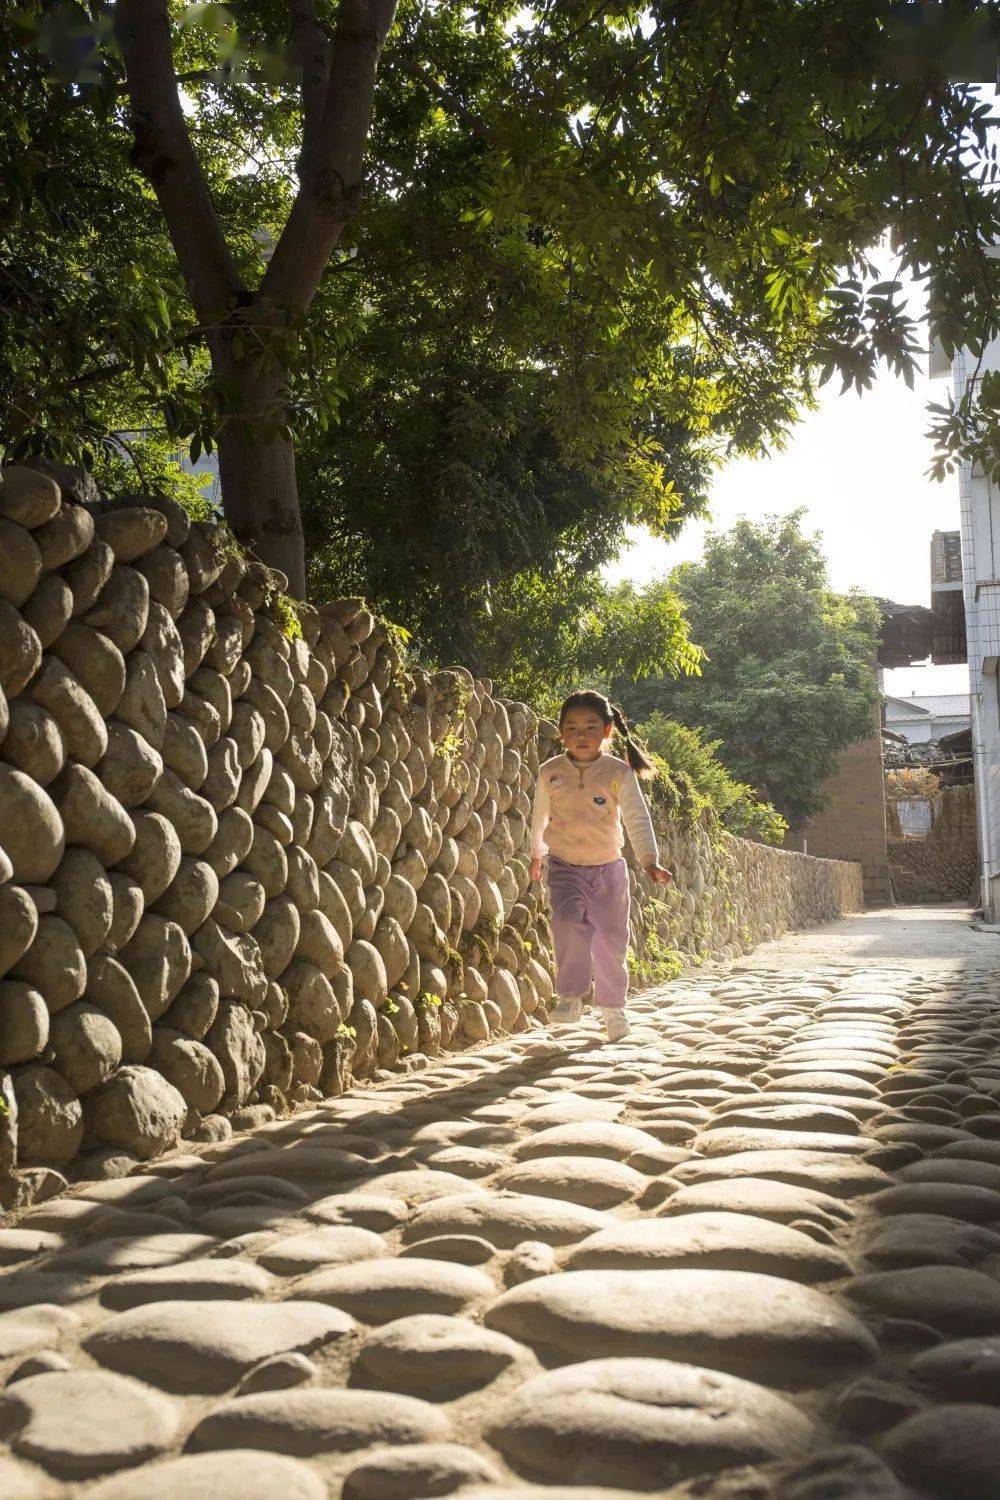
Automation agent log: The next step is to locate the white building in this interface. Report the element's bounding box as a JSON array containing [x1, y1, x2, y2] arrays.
[[934, 325, 1000, 917], [884, 692, 972, 744]]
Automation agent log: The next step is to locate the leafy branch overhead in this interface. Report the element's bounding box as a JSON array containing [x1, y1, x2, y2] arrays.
[[2, 2, 1000, 610]]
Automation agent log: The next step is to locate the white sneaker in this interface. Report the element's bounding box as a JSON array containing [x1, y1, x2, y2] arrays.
[[600, 1008, 630, 1042], [550, 995, 585, 1024]]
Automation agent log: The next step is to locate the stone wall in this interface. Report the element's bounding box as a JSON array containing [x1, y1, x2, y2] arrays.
[[0, 471, 863, 1199], [887, 783, 978, 903], [634, 815, 864, 972]]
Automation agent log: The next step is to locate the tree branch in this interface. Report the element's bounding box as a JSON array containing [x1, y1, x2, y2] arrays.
[[60, 318, 214, 394], [289, 0, 333, 179], [392, 54, 494, 144], [174, 66, 269, 87], [114, 0, 243, 322], [260, 0, 399, 311]]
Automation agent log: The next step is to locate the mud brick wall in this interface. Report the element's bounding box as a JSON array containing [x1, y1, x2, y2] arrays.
[[888, 784, 978, 903], [0, 468, 863, 1198], [794, 702, 891, 906]]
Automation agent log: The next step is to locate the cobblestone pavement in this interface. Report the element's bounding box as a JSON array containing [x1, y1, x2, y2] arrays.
[[3, 906, 1000, 1500]]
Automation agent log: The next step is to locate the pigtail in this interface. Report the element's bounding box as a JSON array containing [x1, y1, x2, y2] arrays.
[[610, 704, 655, 779]]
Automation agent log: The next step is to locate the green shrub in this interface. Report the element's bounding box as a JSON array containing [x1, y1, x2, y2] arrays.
[[628, 929, 686, 988], [639, 714, 787, 846]]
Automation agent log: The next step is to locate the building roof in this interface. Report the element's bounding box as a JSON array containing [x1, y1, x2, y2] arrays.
[[878, 602, 934, 668], [939, 726, 972, 753], [885, 695, 931, 717], [885, 693, 971, 718], [877, 586, 967, 668]]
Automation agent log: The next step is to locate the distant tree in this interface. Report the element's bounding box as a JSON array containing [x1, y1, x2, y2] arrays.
[[615, 513, 883, 826], [4, 2, 1000, 604]]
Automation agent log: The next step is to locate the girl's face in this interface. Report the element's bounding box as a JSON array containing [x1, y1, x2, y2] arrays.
[[560, 708, 613, 761]]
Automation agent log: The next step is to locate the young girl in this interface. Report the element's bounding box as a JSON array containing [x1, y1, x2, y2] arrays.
[[529, 690, 671, 1041]]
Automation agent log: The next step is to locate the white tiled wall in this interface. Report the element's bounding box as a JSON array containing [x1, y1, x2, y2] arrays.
[[955, 346, 1000, 916], [953, 352, 995, 912], [976, 582, 1000, 676]]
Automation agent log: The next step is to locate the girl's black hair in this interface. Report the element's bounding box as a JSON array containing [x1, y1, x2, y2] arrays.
[[558, 690, 655, 778]]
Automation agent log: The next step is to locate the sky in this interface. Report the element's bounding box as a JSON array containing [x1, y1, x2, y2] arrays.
[[604, 352, 971, 700]]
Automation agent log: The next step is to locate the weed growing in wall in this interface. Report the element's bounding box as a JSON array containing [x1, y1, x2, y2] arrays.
[[628, 931, 685, 988], [262, 583, 304, 642], [435, 726, 467, 761], [173, 486, 310, 645], [628, 870, 690, 986], [383, 620, 413, 662]]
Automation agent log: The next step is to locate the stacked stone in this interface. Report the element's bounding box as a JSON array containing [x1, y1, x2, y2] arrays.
[[337, 661, 553, 1069], [628, 816, 750, 970], [889, 839, 979, 903], [9, 935, 1000, 1499], [888, 783, 979, 903], [0, 469, 553, 1194], [628, 820, 865, 978]]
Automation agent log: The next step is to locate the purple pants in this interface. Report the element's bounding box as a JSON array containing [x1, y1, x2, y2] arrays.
[[547, 856, 630, 1010]]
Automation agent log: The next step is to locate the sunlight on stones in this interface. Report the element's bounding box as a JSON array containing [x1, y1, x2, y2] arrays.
[[486, 1359, 816, 1489], [485, 1267, 878, 1386], [188, 1388, 451, 1458], [4, 861, 1000, 1500], [354, 1314, 526, 1396], [0, 1369, 179, 1478], [83, 1299, 355, 1392]]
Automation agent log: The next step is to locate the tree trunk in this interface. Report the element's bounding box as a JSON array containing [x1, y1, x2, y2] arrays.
[[214, 360, 306, 597], [115, 0, 400, 600]]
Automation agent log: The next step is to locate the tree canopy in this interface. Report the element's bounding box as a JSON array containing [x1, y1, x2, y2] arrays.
[[614, 512, 884, 826], [3, 3, 999, 627]]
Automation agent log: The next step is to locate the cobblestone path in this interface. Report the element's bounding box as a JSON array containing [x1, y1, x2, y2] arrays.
[[3, 906, 1000, 1500]]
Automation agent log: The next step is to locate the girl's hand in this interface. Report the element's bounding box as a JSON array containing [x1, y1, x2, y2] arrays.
[[645, 863, 672, 886], [530, 857, 543, 882]]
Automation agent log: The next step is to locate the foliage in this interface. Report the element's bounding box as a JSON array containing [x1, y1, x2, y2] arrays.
[[262, 586, 304, 643], [87, 436, 219, 521], [721, 794, 789, 848], [298, 355, 714, 676], [4, 3, 1000, 608], [928, 336, 1000, 489], [886, 766, 941, 802], [434, 725, 466, 761], [616, 513, 882, 826], [628, 929, 686, 989], [644, 762, 710, 829], [1, 5, 187, 470], [386, 569, 703, 710], [640, 715, 787, 845]]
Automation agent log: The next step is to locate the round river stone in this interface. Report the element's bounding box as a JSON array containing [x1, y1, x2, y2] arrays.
[[485, 1268, 876, 1387]]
